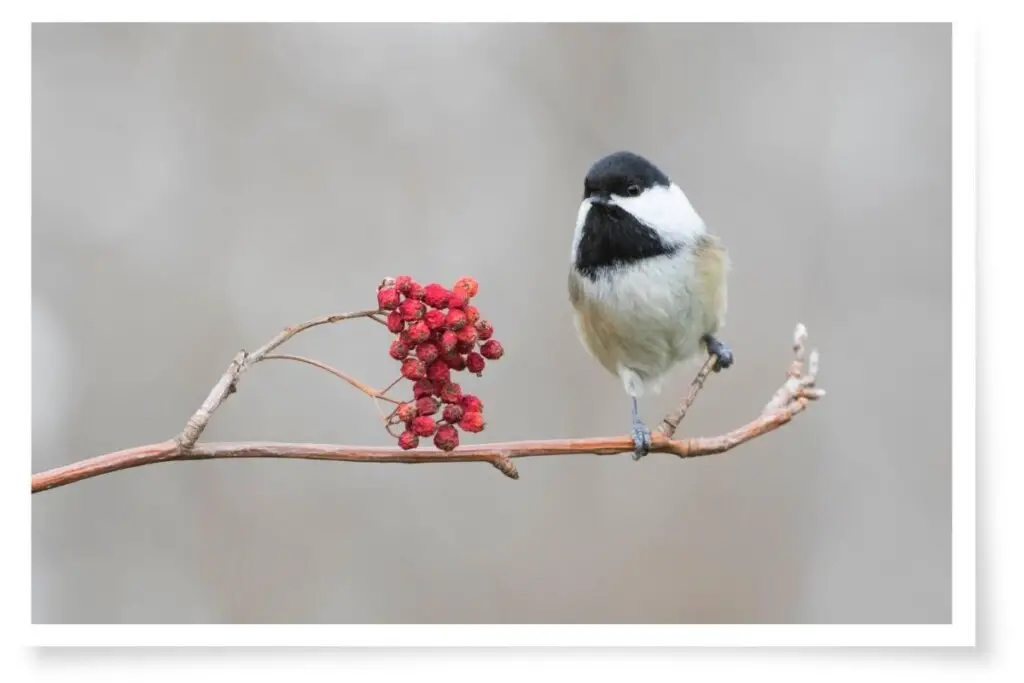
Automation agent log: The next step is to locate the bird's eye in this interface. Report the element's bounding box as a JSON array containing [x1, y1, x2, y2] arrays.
[[626, 184, 641, 197]]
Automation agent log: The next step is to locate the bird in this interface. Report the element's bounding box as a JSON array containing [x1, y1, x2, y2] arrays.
[[567, 150, 733, 460]]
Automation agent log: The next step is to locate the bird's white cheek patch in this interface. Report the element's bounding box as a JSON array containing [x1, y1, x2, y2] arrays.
[[570, 200, 591, 262], [612, 183, 706, 242]]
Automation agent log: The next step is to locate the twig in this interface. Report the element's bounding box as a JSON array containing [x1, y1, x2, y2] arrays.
[[30, 314, 824, 494], [260, 354, 401, 404], [657, 354, 719, 437]]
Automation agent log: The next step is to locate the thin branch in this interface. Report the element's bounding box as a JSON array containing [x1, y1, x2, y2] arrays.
[[657, 354, 719, 437], [30, 396, 812, 493], [259, 354, 401, 404], [31, 322, 824, 494]]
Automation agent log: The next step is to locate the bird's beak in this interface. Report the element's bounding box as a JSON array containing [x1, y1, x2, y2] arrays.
[[588, 193, 611, 206]]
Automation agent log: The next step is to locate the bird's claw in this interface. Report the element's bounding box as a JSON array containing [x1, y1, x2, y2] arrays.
[[704, 336, 734, 372], [631, 421, 652, 461]]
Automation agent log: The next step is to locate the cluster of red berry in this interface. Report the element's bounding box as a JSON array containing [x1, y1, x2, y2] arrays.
[[377, 275, 504, 452]]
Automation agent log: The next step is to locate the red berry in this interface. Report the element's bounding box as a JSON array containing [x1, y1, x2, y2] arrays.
[[442, 404, 464, 424], [397, 298, 426, 321], [394, 275, 414, 294], [389, 340, 409, 360], [416, 396, 439, 416], [459, 411, 485, 433], [377, 286, 401, 310], [407, 320, 431, 344], [407, 281, 426, 300], [427, 358, 451, 383], [456, 325, 478, 345], [438, 381, 463, 404], [398, 430, 419, 450], [455, 339, 476, 354], [423, 283, 451, 309], [443, 352, 467, 371], [412, 379, 435, 399], [386, 311, 405, 334], [424, 309, 446, 330], [416, 342, 440, 364], [463, 305, 480, 325], [432, 379, 448, 395], [445, 309, 467, 330], [438, 330, 458, 353], [400, 357, 427, 380], [410, 416, 437, 437], [396, 402, 417, 422], [447, 291, 468, 309], [433, 424, 459, 452], [461, 394, 483, 413], [466, 352, 486, 375], [475, 320, 493, 340], [453, 276, 479, 299], [480, 339, 504, 360]]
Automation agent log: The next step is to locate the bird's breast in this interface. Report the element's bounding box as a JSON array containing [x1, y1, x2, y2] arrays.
[[569, 254, 704, 379]]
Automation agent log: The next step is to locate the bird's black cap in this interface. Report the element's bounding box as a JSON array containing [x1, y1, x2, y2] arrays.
[[583, 151, 671, 201]]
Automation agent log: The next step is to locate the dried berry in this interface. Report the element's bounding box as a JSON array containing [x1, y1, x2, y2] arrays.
[[416, 396, 440, 416], [423, 283, 451, 309], [377, 286, 401, 310], [389, 340, 410, 360], [400, 357, 427, 380], [438, 330, 458, 353], [386, 311, 405, 334], [410, 416, 437, 437], [445, 308, 467, 330], [438, 381, 463, 404], [396, 402, 417, 422], [398, 430, 419, 450], [407, 321, 431, 344], [480, 339, 504, 360], [442, 404, 464, 424], [433, 424, 459, 452], [397, 298, 426, 321], [455, 339, 476, 355], [426, 358, 451, 384], [466, 352, 485, 375], [424, 309, 446, 330], [394, 275, 414, 294], [447, 291, 468, 309], [456, 325, 478, 345], [475, 320, 493, 340], [412, 379, 435, 399], [415, 342, 440, 364], [453, 276, 479, 299], [461, 394, 483, 413], [442, 352, 467, 371], [407, 281, 426, 300], [458, 411, 485, 433], [463, 305, 480, 325]]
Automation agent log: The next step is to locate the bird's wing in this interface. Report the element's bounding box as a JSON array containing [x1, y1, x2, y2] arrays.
[[567, 269, 585, 309]]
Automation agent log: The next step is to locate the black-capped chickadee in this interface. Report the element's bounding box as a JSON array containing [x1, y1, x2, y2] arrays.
[[568, 151, 733, 460]]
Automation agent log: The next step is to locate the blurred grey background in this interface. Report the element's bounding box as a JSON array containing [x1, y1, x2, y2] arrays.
[[32, 23, 951, 624]]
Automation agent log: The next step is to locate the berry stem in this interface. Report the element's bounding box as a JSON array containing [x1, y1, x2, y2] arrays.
[[378, 375, 403, 398], [260, 354, 402, 404]]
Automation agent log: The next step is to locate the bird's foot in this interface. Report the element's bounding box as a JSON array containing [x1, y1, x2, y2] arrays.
[[704, 335, 734, 372], [631, 419, 652, 461]]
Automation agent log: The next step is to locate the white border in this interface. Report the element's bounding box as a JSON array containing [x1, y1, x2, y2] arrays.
[[11, 3, 975, 653]]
